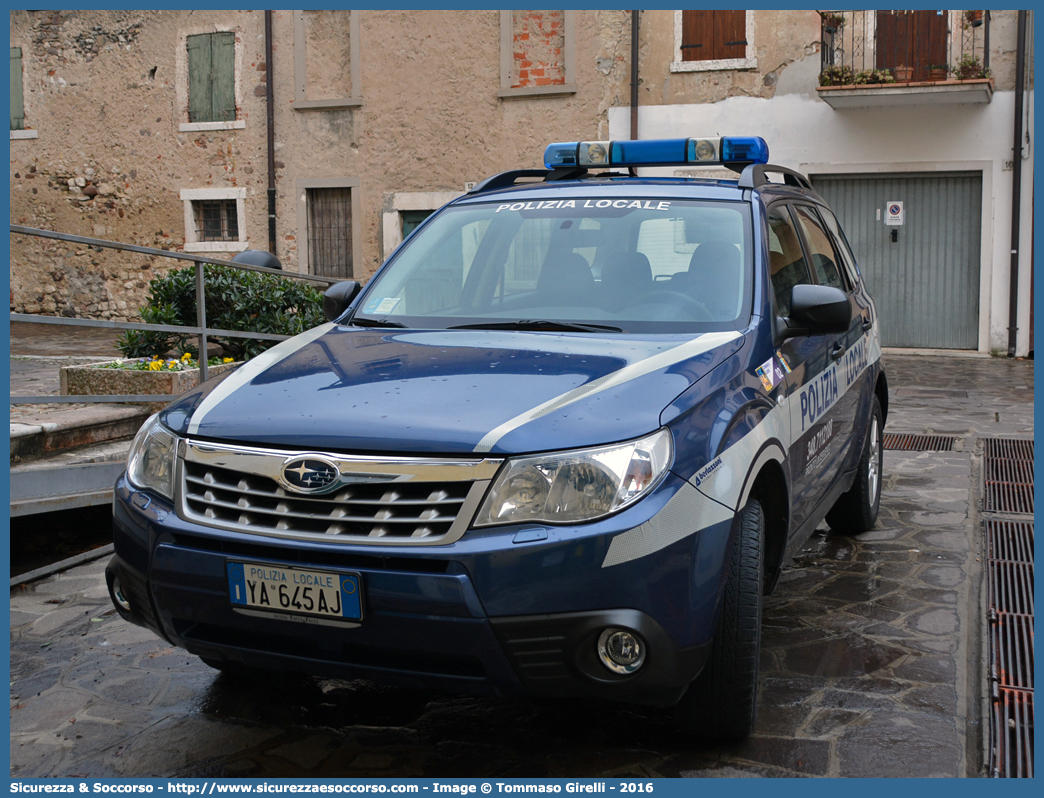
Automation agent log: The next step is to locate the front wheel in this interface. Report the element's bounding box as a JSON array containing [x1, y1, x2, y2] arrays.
[[826, 394, 884, 534], [675, 496, 764, 740]]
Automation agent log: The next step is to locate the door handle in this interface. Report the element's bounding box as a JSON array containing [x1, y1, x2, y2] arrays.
[[861, 318, 873, 332], [831, 342, 846, 362]]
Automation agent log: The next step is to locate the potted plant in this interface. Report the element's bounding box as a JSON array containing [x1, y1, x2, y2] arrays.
[[820, 11, 845, 35], [964, 10, 984, 28], [928, 63, 950, 81], [853, 68, 896, 85], [954, 53, 989, 80], [819, 64, 854, 86], [893, 64, 914, 81]]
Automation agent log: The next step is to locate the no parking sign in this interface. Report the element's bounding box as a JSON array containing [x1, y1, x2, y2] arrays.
[[885, 200, 904, 226]]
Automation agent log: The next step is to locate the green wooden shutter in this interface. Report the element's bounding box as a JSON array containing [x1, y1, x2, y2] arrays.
[[11, 47, 24, 130], [210, 32, 236, 122], [186, 34, 213, 122], [187, 32, 236, 123]]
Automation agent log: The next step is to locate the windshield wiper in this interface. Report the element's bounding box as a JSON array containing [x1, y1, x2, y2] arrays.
[[349, 317, 408, 328], [448, 319, 624, 333]]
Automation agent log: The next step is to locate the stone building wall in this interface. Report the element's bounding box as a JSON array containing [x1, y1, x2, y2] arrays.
[[9, 9, 1025, 321], [9, 9, 632, 319]]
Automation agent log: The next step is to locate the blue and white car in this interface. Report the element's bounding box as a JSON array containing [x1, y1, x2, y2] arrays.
[[108, 137, 886, 740]]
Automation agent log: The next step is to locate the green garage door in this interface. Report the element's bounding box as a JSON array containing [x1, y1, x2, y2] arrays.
[[812, 172, 982, 349]]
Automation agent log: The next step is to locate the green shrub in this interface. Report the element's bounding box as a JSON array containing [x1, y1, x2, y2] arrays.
[[117, 264, 326, 361]]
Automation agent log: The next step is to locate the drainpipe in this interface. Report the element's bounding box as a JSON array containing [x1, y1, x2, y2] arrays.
[[1007, 10, 1027, 357], [630, 10, 639, 140], [265, 10, 277, 255]]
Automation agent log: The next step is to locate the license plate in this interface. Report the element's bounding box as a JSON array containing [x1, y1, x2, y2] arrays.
[[226, 562, 362, 622]]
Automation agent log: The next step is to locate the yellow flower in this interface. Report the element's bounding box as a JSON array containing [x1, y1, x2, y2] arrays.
[[223, 357, 234, 363], [148, 361, 162, 371], [181, 352, 192, 361]]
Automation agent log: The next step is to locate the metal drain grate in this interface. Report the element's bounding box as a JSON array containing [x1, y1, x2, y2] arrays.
[[985, 459, 1035, 485], [895, 387, 969, 399], [983, 457, 1034, 778], [988, 561, 1035, 616], [991, 688, 1034, 778], [986, 519, 1035, 563], [882, 433, 956, 451], [985, 483, 1035, 514], [983, 438, 1035, 461], [982, 437, 1035, 515], [990, 612, 1034, 690]]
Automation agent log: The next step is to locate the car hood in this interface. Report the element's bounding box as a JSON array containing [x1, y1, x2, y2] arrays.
[[162, 324, 744, 455]]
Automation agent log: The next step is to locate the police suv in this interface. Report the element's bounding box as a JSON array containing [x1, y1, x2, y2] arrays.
[[109, 137, 887, 740]]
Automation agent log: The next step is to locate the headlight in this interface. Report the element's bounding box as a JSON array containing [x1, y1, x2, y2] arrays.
[[126, 414, 179, 500], [475, 429, 673, 527]]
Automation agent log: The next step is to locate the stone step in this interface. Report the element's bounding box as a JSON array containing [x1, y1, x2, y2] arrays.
[[10, 404, 150, 464], [10, 439, 133, 517]]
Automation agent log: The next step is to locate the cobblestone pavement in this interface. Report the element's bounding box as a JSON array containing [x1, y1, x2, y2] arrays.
[[9, 353, 1034, 778]]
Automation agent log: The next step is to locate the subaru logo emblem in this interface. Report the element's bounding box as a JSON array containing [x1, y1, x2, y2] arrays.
[[281, 457, 340, 493]]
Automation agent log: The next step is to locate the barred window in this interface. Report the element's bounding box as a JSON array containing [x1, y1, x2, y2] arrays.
[[193, 200, 240, 242]]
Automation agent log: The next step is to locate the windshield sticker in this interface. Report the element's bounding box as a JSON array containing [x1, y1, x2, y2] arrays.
[[755, 357, 784, 392], [365, 297, 402, 314], [495, 199, 672, 213], [775, 349, 792, 374]]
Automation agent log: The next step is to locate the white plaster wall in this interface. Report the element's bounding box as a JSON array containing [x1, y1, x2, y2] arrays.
[[610, 92, 1033, 356]]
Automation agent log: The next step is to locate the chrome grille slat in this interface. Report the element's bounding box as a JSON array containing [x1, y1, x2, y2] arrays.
[[185, 493, 457, 526], [177, 439, 500, 547], [185, 472, 467, 507]]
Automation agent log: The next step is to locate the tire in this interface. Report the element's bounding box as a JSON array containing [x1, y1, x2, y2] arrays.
[[826, 395, 884, 534], [675, 496, 765, 740]]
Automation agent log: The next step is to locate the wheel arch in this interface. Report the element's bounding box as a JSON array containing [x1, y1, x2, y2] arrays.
[[875, 369, 889, 425], [736, 443, 789, 595]]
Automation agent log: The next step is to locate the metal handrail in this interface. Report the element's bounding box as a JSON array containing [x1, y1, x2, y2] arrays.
[[10, 225, 336, 404]]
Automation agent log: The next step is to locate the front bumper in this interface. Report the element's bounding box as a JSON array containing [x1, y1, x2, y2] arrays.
[[109, 470, 734, 706]]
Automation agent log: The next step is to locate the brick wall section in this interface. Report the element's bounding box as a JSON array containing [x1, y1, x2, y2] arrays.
[[512, 10, 565, 88]]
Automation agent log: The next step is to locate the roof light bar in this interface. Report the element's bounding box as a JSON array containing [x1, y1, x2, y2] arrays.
[[544, 137, 769, 170]]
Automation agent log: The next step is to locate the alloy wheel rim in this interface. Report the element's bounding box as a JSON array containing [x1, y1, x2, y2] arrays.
[[868, 416, 880, 500]]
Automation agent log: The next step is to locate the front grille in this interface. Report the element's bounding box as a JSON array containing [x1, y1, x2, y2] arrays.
[[178, 440, 501, 546]]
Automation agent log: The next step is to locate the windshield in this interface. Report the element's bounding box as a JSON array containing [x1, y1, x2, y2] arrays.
[[355, 196, 753, 333]]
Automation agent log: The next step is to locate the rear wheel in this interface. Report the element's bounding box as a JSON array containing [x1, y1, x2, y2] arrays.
[[826, 395, 884, 534], [675, 496, 764, 740]]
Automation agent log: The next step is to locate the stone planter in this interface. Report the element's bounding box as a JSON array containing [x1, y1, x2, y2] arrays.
[[60, 360, 240, 411]]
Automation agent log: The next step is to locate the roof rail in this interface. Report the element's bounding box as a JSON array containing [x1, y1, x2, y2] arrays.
[[738, 163, 814, 191], [467, 169, 551, 195]]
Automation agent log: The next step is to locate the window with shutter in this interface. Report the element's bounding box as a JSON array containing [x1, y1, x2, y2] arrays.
[[187, 32, 236, 123], [673, 10, 755, 72], [682, 10, 746, 62], [11, 47, 25, 130]]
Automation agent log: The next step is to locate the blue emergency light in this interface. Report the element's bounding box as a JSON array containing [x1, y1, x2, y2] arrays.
[[543, 136, 769, 170]]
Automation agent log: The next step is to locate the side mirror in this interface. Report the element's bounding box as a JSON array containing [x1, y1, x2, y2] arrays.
[[231, 249, 283, 270], [323, 280, 361, 322], [779, 284, 851, 339]]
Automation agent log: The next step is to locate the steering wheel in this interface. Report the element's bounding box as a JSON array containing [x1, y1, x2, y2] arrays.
[[625, 289, 709, 318]]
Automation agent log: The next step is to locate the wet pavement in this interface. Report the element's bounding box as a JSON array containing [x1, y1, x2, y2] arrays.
[[10, 321, 126, 423], [9, 352, 1034, 778]]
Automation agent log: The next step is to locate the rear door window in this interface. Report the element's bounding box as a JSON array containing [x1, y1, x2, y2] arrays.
[[766, 205, 812, 317], [793, 205, 847, 291]]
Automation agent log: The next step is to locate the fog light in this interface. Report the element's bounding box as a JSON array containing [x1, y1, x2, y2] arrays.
[[597, 628, 645, 675], [112, 576, 132, 613]]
